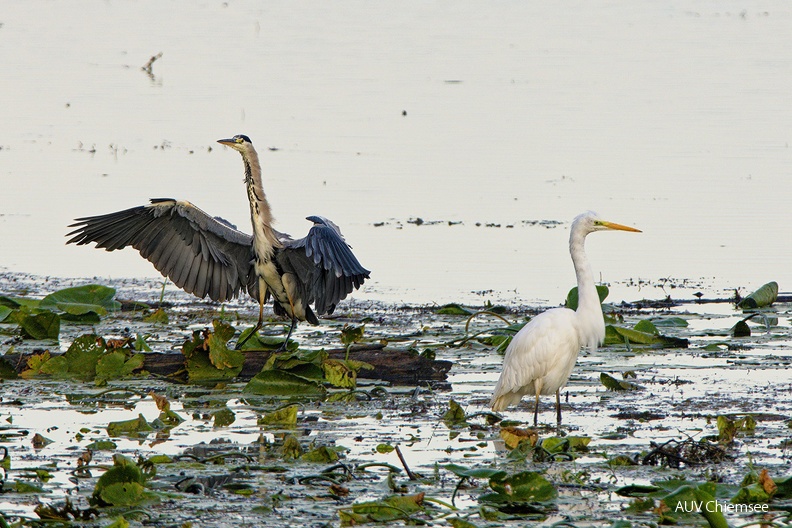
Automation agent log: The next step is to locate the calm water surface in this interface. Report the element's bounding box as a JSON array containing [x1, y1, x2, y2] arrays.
[[1, 1, 791, 305]]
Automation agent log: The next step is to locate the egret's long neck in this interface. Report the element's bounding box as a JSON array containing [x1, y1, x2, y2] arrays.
[[242, 149, 282, 252], [569, 229, 600, 317]]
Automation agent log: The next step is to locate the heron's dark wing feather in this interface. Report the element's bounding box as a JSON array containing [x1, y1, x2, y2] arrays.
[[278, 217, 369, 316], [66, 199, 254, 303]]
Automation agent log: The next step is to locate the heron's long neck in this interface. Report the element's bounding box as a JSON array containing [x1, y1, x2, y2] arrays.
[[243, 150, 282, 251], [569, 231, 600, 317]]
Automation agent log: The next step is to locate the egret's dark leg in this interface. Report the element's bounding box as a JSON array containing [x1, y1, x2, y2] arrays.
[[533, 388, 541, 426], [555, 390, 562, 424], [235, 294, 265, 350]]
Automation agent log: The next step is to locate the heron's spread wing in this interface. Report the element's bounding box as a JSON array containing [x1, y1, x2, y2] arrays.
[[66, 198, 254, 303], [277, 216, 370, 315]]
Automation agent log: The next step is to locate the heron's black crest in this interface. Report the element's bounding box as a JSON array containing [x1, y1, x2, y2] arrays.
[[234, 134, 252, 144]]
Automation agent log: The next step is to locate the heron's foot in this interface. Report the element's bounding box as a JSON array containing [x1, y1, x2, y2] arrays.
[[234, 331, 257, 350], [275, 339, 290, 352]]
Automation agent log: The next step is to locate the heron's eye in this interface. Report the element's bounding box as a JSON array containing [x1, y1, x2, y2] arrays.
[[235, 137, 243, 144]]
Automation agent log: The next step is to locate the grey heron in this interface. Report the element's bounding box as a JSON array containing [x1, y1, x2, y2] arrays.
[[490, 211, 640, 425], [67, 134, 370, 349]]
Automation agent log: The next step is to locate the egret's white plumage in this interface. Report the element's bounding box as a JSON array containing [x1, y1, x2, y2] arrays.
[[490, 211, 640, 424]]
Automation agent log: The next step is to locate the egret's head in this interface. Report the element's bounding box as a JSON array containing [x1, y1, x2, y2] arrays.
[[573, 211, 642, 235], [217, 134, 254, 155]]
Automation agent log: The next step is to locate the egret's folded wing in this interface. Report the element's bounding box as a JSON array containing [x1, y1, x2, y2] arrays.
[[67, 198, 254, 302]]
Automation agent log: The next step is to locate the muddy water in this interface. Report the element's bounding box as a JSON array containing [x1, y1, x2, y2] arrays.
[[1, 2, 791, 306], [1, 275, 791, 525]]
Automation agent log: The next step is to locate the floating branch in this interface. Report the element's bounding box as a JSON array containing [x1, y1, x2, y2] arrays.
[[141, 52, 163, 75]]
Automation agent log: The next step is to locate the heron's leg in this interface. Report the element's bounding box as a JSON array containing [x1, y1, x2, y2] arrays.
[[277, 280, 298, 351], [277, 318, 297, 352], [235, 289, 266, 350], [555, 390, 562, 424]]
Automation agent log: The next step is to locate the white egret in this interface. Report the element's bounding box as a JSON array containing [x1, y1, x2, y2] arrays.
[[490, 211, 641, 425]]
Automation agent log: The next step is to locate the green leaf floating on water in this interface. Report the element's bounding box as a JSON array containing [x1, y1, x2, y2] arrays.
[[445, 463, 507, 481], [717, 415, 756, 444], [732, 320, 751, 337], [107, 414, 155, 438], [483, 471, 558, 503], [600, 373, 642, 391], [341, 493, 426, 524], [0, 296, 40, 309], [211, 407, 236, 428], [436, 303, 473, 315], [565, 285, 609, 311], [182, 320, 244, 382], [604, 325, 688, 348], [90, 454, 150, 507], [95, 350, 145, 382], [0, 305, 12, 322], [143, 307, 169, 324], [17, 309, 60, 340], [649, 316, 689, 327], [660, 482, 728, 528], [737, 281, 778, 309], [341, 324, 365, 345], [302, 445, 345, 463], [633, 319, 658, 334], [244, 369, 327, 398], [443, 399, 467, 428], [39, 284, 121, 316], [258, 404, 298, 427]]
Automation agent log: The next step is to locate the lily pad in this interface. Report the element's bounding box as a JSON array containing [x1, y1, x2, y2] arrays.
[[107, 414, 154, 438], [343, 492, 425, 524], [604, 325, 688, 348], [91, 454, 149, 507], [565, 285, 609, 311], [660, 482, 728, 528], [436, 303, 473, 315], [485, 471, 558, 502], [600, 373, 642, 391], [62, 334, 106, 381], [341, 324, 365, 345], [182, 321, 244, 382], [499, 426, 538, 449], [40, 284, 121, 316], [258, 405, 298, 427], [243, 369, 327, 398], [95, 350, 145, 382], [445, 464, 508, 481], [443, 399, 467, 428], [17, 310, 60, 341], [737, 281, 778, 309], [322, 358, 372, 389]]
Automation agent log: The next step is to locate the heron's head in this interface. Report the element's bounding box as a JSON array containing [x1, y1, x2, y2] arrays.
[[573, 211, 641, 235], [217, 134, 254, 155]]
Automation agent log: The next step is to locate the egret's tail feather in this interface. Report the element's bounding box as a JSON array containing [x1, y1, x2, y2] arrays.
[[490, 391, 523, 412]]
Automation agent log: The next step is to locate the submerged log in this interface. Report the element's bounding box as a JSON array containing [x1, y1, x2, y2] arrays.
[[3, 343, 452, 385]]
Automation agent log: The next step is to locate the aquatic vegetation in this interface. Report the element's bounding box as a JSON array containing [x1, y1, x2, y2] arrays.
[[0, 277, 791, 526]]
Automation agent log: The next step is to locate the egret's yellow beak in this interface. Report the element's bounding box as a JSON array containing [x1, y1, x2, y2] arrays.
[[601, 221, 642, 233]]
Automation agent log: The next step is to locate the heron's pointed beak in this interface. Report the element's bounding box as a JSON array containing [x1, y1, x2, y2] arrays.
[[602, 221, 642, 233], [217, 138, 236, 146]]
